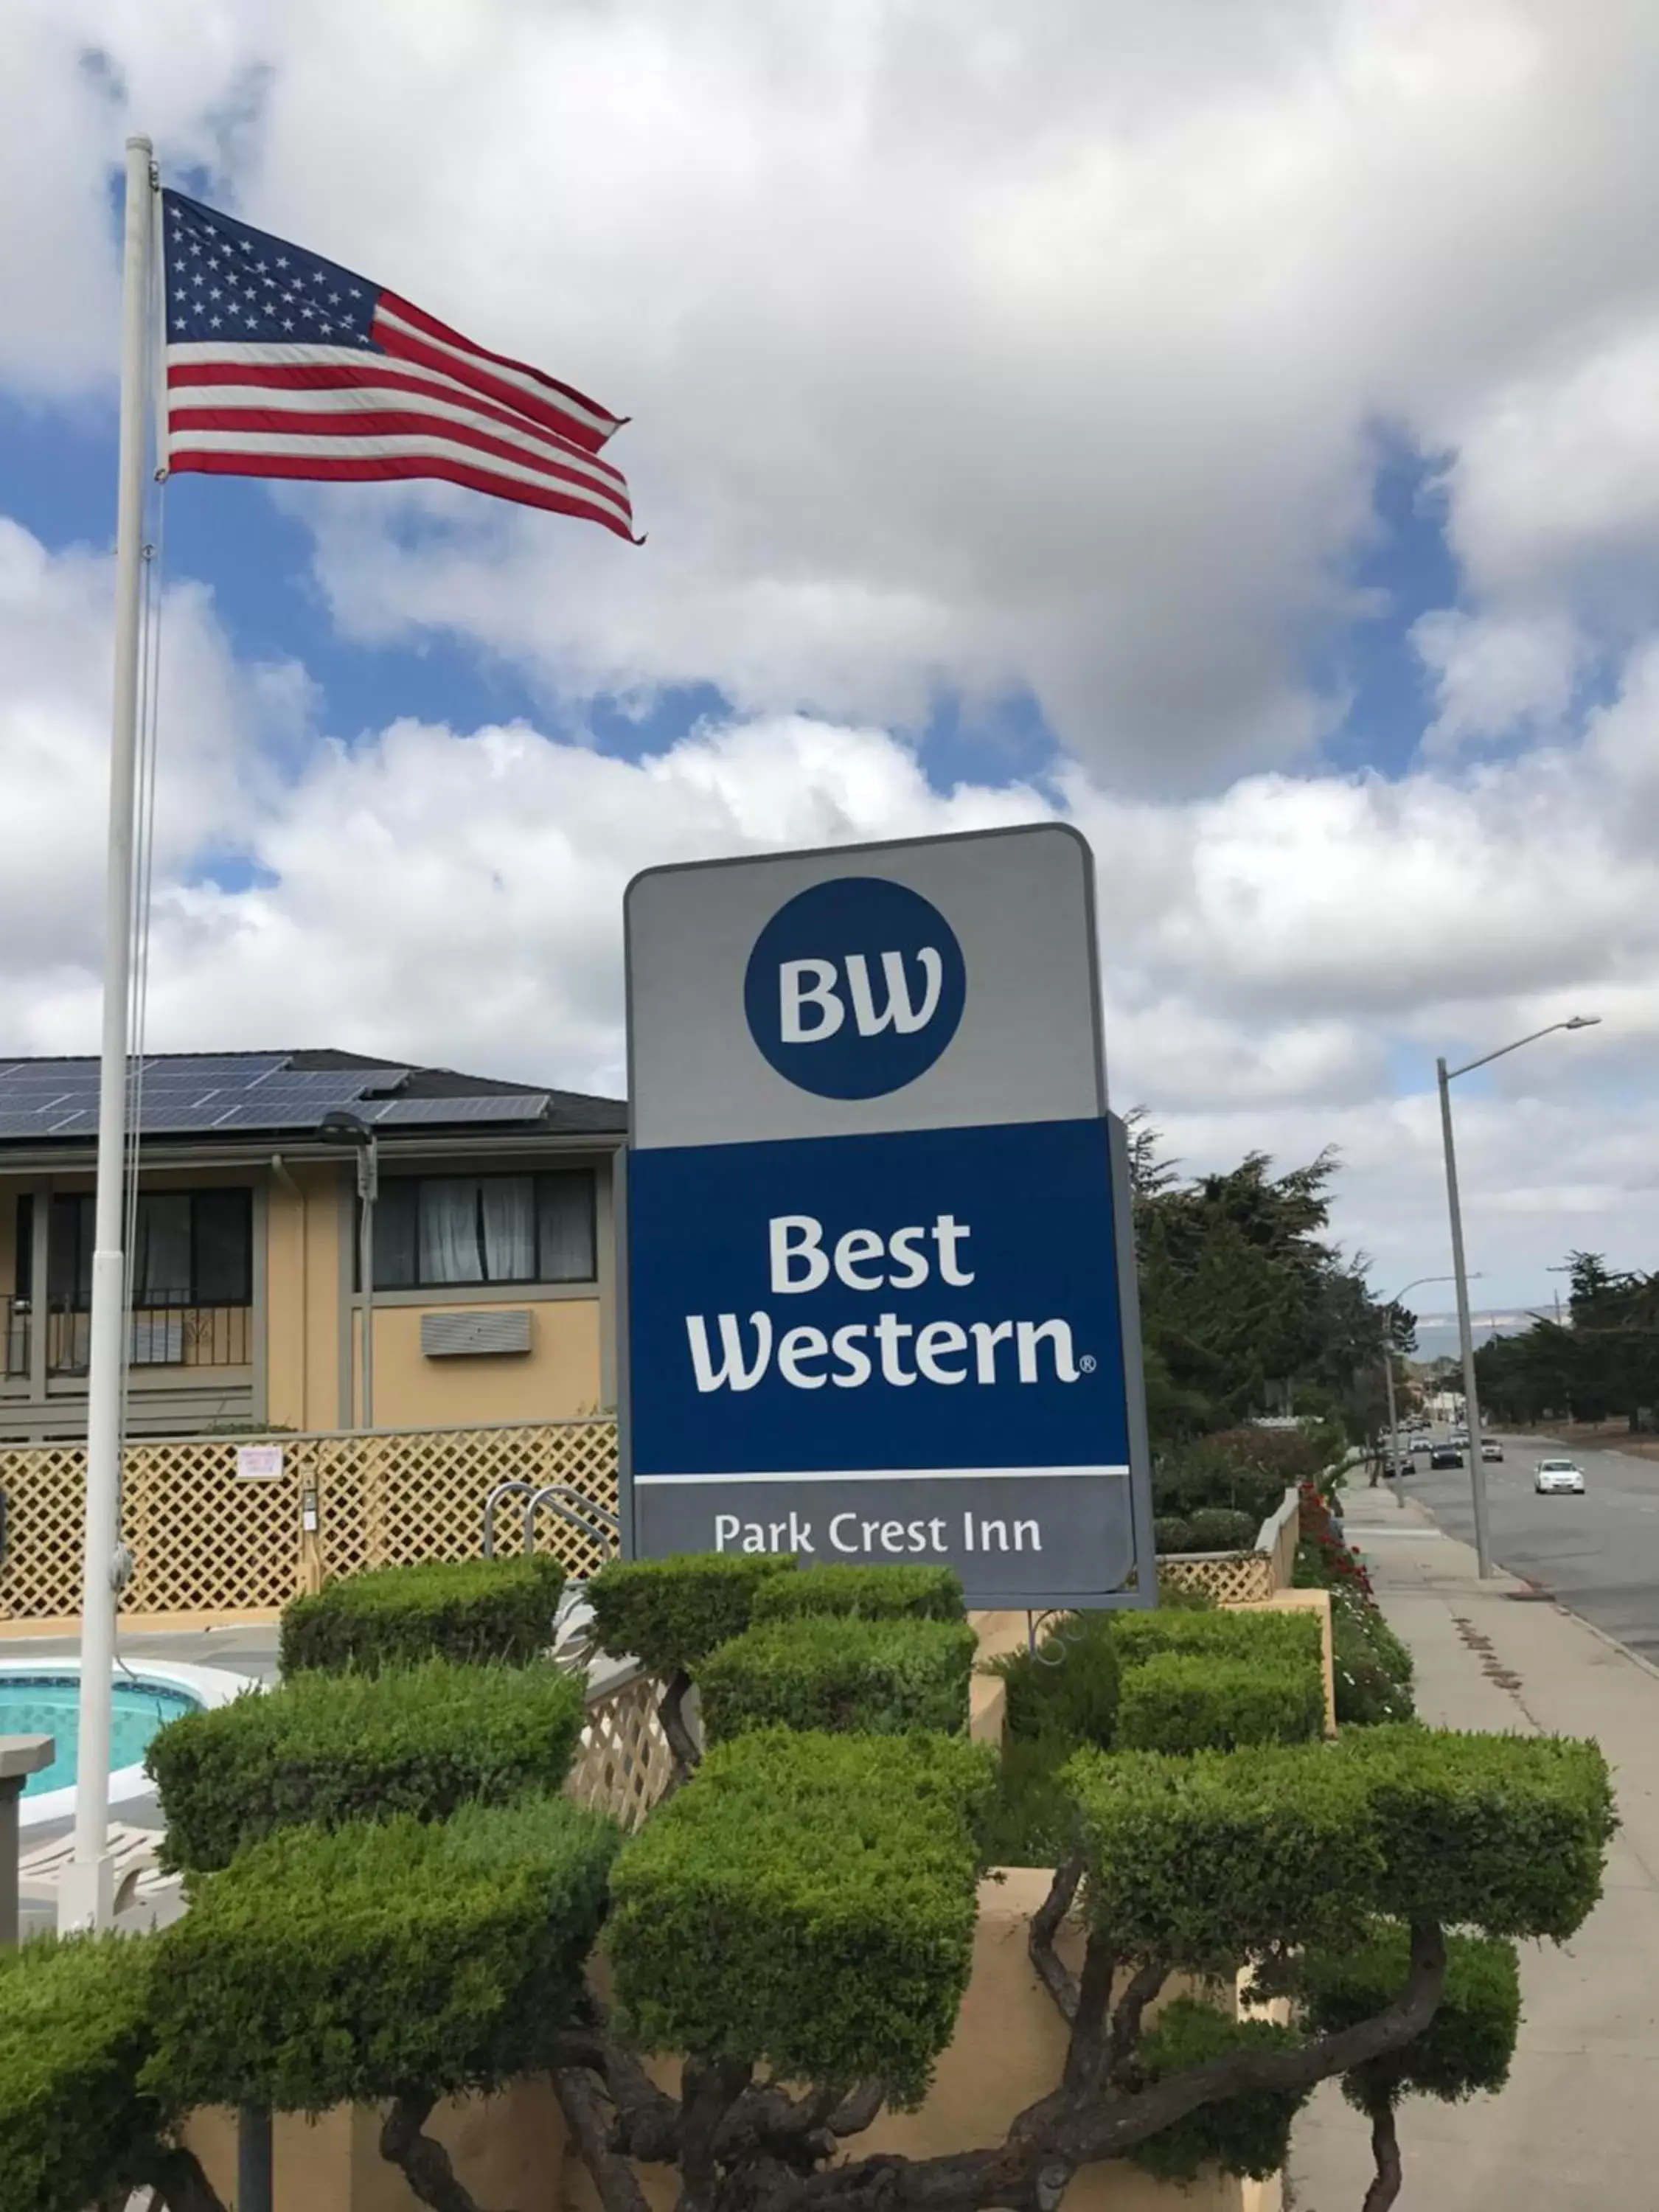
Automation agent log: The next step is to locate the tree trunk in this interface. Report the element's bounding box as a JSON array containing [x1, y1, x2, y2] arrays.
[[379, 2093, 494, 2212], [1361, 2105, 1402, 2212]]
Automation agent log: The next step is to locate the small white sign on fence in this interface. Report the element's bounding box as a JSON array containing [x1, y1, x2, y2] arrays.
[[234, 1444, 285, 1481]]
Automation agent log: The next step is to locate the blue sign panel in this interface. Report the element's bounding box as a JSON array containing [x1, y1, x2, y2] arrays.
[[629, 1119, 1127, 1477]]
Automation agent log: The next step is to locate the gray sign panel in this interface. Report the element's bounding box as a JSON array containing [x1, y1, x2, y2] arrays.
[[625, 823, 1105, 1149]]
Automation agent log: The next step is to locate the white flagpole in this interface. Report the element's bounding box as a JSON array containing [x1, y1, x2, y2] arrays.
[[58, 134, 155, 1934]]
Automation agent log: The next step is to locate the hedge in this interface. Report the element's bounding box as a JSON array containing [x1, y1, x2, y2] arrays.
[[1155, 1508, 1259, 1556], [1302, 1920, 1520, 2116], [1338, 1726, 1616, 1939], [752, 1563, 964, 1623], [609, 1728, 992, 2107], [698, 1616, 977, 1742], [1125, 1998, 1307, 2183], [148, 1658, 588, 1871], [1115, 1652, 1325, 1754], [279, 1554, 566, 1676], [149, 1796, 617, 2115], [1115, 1605, 1325, 1676], [1065, 1727, 1614, 1969], [0, 1935, 166, 2212], [585, 1553, 796, 1674], [991, 1610, 1121, 1747]]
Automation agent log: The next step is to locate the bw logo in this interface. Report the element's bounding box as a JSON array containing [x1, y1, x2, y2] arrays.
[[744, 877, 967, 1099]]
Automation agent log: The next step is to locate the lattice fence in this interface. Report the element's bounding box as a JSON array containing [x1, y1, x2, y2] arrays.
[[0, 1416, 619, 1620], [1156, 1489, 1300, 1607], [566, 1666, 677, 1833], [1158, 1551, 1278, 1605]]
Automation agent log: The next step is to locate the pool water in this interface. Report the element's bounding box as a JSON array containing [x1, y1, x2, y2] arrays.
[[0, 1677, 199, 1798]]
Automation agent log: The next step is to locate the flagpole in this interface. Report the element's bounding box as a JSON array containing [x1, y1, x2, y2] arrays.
[[58, 135, 154, 1934]]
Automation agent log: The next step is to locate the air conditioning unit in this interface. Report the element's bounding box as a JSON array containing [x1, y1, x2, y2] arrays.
[[420, 1309, 533, 1358]]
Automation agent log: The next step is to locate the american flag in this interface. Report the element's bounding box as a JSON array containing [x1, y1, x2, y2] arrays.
[[159, 190, 636, 541]]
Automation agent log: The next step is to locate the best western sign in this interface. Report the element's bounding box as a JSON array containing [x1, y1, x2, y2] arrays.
[[619, 824, 1156, 1607]]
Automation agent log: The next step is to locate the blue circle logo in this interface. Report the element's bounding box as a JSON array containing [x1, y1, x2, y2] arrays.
[[743, 876, 967, 1099]]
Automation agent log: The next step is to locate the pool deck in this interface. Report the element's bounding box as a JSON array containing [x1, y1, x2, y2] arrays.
[[10, 1624, 278, 1941]]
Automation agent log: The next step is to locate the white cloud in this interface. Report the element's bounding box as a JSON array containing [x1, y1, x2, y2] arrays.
[[1, 524, 1652, 1306], [10, 0, 1659, 776], [1411, 608, 1584, 753]]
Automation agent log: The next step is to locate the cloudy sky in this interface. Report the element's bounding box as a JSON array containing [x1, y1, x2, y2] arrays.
[[3, 0, 1655, 1312]]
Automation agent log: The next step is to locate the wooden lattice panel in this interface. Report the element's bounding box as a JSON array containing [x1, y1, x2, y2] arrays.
[[124, 1440, 305, 1613], [1159, 1552, 1277, 1606], [0, 1444, 89, 1619], [566, 1669, 675, 1833], [0, 1416, 620, 1621]]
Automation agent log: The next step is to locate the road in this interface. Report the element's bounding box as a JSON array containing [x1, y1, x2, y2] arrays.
[[1384, 1427, 1659, 1663]]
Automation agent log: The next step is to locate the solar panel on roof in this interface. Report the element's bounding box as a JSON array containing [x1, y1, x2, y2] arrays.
[[369, 1093, 550, 1126]]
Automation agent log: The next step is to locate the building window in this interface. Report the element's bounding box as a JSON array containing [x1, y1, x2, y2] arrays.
[[370, 1170, 596, 1290], [46, 1189, 253, 1310]]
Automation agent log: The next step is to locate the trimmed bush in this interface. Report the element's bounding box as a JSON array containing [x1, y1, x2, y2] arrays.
[[753, 1563, 964, 1623], [698, 1615, 977, 1741], [148, 1658, 587, 1871], [1126, 1998, 1308, 2183], [1116, 1651, 1324, 1753], [1339, 1726, 1615, 1939], [1065, 1726, 1615, 1970], [1153, 1515, 1197, 1554], [0, 1935, 167, 2212], [1115, 1604, 1324, 1676], [585, 1553, 796, 1674], [1302, 1920, 1520, 2118], [609, 1728, 991, 2107], [991, 1609, 1121, 1747], [149, 1796, 618, 2114], [1184, 1506, 1260, 1552], [279, 1554, 566, 1676]]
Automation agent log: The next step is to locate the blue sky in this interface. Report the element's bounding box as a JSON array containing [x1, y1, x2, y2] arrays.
[[1, 1, 1655, 1310]]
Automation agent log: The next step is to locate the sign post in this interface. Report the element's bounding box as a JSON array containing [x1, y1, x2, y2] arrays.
[[619, 824, 1156, 1609]]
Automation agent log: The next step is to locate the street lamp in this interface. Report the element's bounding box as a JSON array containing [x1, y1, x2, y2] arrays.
[[321, 1110, 378, 1430], [1436, 1015, 1601, 1576], [1377, 1273, 1463, 1506]]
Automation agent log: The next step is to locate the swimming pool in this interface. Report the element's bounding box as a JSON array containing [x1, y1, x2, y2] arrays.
[[0, 1677, 200, 1799], [0, 1656, 259, 1829]]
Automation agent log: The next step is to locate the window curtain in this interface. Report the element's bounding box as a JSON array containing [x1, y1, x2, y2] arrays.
[[537, 1173, 594, 1281], [419, 1179, 486, 1284], [133, 1195, 192, 1307], [480, 1177, 535, 1281]]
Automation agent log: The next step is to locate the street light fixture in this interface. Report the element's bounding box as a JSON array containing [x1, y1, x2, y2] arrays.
[[1436, 1015, 1601, 1577], [321, 1110, 378, 1430], [1377, 1273, 1464, 1506]]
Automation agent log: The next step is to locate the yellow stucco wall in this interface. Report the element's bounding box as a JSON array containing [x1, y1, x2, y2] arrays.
[[264, 1161, 340, 1433], [362, 1295, 604, 1427]]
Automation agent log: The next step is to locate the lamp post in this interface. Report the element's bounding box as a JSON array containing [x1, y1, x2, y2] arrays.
[[321, 1110, 378, 1430], [1378, 1273, 1461, 1506], [1436, 1015, 1601, 1577]]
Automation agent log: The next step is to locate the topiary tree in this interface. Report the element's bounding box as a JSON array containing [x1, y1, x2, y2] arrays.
[[585, 1552, 797, 1777], [1301, 1921, 1522, 2211], [17, 1560, 1616, 2212]]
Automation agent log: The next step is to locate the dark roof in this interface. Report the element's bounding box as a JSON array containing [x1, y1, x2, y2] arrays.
[[0, 1049, 625, 1146]]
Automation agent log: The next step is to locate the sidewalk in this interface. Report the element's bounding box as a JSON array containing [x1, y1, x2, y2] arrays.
[[1288, 1484, 1659, 2210]]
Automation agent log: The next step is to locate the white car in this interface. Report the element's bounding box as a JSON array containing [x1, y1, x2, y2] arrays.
[[1481, 1441, 1503, 1462], [1534, 1457, 1585, 1496]]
